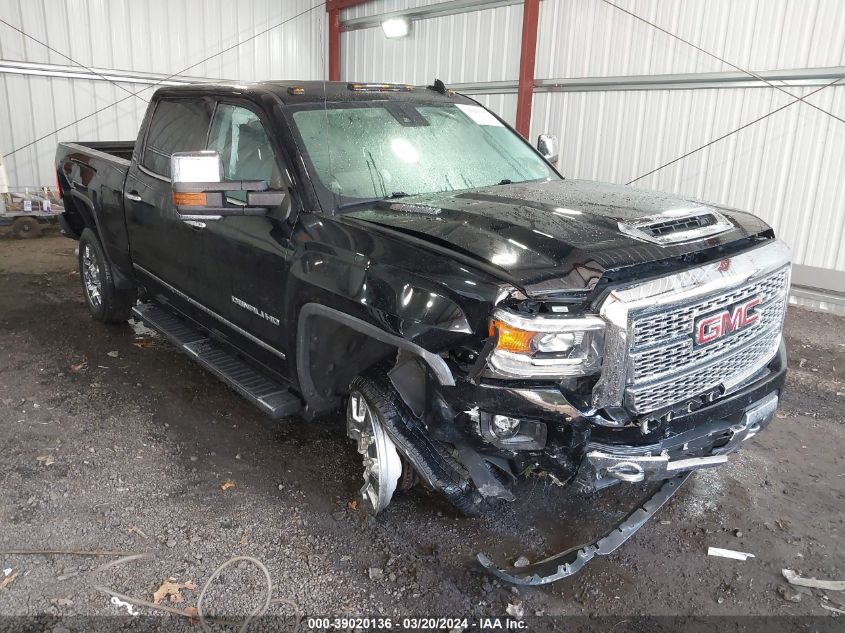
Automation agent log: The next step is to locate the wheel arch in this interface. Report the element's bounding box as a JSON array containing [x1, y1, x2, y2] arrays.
[[56, 171, 96, 239], [296, 303, 455, 414]]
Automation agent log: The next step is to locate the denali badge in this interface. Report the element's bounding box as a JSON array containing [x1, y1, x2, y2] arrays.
[[231, 295, 280, 326], [694, 297, 761, 345]]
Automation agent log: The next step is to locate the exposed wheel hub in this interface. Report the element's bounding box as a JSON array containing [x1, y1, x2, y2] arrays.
[[81, 244, 102, 309], [347, 391, 402, 514]]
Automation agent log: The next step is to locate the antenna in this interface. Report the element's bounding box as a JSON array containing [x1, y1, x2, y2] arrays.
[[426, 79, 448, 95], [318, 12, 337, 214]]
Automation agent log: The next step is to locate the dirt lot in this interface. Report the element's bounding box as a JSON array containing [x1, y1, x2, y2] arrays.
[[1, 235, 844, 630]]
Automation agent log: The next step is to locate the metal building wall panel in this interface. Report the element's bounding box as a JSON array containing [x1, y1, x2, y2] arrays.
[[341, 3, 522, 85], [0, 0, 326, 188], [531, 85, 845, 272], [474, 93, 518, 125], [536, 0, 845, 80]]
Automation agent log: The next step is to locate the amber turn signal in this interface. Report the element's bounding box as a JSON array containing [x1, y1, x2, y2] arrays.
[[489, 318, 535, 354], [172, 192, 207, 206]]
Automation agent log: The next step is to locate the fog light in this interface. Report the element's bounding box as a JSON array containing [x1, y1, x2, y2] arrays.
[[491, 415, 521, 439]]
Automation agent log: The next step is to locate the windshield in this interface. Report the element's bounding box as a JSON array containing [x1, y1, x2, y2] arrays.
[[289, 101, 558, 210]]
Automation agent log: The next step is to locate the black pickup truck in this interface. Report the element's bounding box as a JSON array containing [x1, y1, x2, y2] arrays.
[[57, 80, 790, 584]]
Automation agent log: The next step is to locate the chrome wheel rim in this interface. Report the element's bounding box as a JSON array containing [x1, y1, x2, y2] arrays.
[[81, 244, 102, 309], [347, 391, 402, 514]]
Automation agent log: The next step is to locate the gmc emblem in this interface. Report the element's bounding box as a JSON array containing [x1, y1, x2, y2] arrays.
[[694, 297, 761, 345]]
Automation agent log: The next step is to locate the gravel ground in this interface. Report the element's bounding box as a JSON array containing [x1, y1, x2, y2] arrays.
[[0, 235, 843, 630]]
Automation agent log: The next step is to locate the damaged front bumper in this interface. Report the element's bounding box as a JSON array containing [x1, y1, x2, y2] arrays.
[[478, 471, 692, 585], [476, 390, 780, 584], [435, 342, 786, 497], [583, 391, 779, 488]]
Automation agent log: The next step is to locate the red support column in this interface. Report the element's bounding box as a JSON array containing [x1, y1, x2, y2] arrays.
[[328, 8, 341, 81], [326, 0, 370, 82], [515, 0, 540, 139]]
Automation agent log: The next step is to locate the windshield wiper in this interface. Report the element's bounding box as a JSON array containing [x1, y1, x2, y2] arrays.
[[496, 179, 513, 185], [337, 192, 412, 212]]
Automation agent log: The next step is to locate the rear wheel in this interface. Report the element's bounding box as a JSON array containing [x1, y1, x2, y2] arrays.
[[78, 228, 136, 323], [11, 217, 42, 238]]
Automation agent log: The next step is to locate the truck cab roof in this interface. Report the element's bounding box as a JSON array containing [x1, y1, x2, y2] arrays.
[[153, 80, 475, 107]]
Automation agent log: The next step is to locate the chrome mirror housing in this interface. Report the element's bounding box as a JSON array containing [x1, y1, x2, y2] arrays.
[[170, 151, 223, 184], [537, 134, 559, 164]]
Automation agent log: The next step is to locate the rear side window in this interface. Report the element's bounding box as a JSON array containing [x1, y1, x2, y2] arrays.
[[142, 99, 211, 177]]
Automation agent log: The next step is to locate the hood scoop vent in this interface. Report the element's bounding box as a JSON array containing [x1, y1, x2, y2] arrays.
[[618, 208, 733, 245]]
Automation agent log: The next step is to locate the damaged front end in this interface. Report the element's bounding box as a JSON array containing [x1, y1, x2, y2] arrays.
[[361, 240, 790, 584]]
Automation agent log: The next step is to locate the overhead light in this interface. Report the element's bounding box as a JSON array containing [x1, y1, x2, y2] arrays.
[[381, 17, 410, 38]]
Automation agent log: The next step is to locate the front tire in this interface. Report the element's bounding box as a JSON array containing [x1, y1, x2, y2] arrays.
[[347, 369, 505, 517], [78, 228, 136, 323], [347, 374, 405, 514]]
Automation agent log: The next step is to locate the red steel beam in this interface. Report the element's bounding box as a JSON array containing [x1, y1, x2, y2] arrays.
[[328, 8, 342, 81], [327, 0, 370, 81], [326, 0, 368, 11], [515, 0, 540, 138]]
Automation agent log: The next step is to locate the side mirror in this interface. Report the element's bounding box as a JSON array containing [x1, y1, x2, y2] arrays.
[[170, 151, 288, 219], [537, 134, 559, 164]]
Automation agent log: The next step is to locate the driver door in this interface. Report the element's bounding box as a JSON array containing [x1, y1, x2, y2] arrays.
[[200, 102, 295, 361]]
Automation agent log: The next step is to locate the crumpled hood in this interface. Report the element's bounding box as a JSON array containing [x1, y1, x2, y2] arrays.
[[343, 179, 773, 297]]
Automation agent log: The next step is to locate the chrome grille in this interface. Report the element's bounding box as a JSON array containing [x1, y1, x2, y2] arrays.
[[633, 270, 788, 347], [625, 267, 789, 414]]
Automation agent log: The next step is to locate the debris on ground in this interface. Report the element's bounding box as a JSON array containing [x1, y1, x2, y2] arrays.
[[707, 547, 755, 561], [152, 578, 197, 604], [220, 480, 235, 491], [777, 585, 802, 603], [820, 600, 845, 615], [513, 556, 530, 568], [70, 360, 87, 372], [111, 595, 139, 616], [35, 454, 55, 466], [368, 567, 383, 581], [128, 526, 148, 539], [506, 603, 524, 618], [782, 569, 845, 591], [0, 569, 18, 589], [131, 339, 157, 349]]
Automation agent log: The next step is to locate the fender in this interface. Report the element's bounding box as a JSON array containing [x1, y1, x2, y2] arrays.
[[296, 303, 456, 411], [66, 189, 135, 290]]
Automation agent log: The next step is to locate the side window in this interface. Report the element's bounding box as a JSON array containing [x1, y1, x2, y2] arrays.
[[208, 104, 280, 201], [141, 99, 211, 177]]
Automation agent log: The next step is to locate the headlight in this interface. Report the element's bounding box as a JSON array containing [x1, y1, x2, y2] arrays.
[[487, 309, 605, 378]]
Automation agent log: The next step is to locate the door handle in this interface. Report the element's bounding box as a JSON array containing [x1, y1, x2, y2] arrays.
[[125, 191, 142, 202]]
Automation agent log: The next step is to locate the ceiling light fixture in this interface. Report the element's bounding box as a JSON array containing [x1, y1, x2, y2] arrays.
[[381, 17, 410, 39]]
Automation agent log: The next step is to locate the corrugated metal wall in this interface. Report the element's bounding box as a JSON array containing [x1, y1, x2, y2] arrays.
[[0, 0, 326, 189], [340, 0, 845, 276], [341, 2, 523, 86]]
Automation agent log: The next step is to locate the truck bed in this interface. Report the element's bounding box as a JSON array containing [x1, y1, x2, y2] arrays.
[[55, 141, 135, 274], [60, 140, 135, 163]]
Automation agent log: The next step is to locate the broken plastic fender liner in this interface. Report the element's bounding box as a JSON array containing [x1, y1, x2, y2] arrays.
[[477, 471, 692, 585], [172, 192, 207, 206]]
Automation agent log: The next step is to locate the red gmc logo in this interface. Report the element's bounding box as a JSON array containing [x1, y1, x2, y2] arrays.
[[694, 297, 761, 345]]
